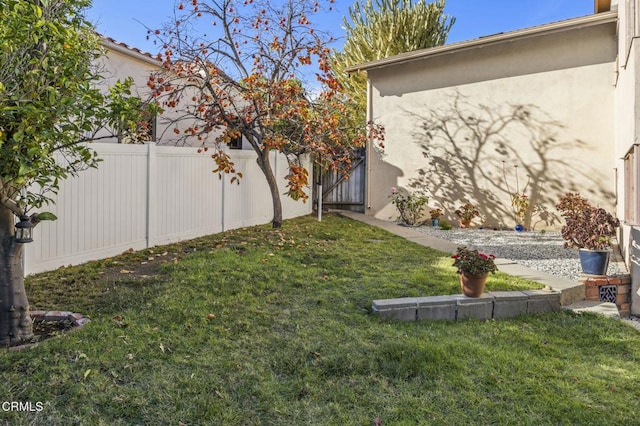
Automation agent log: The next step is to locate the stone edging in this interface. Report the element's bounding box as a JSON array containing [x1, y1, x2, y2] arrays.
[[6, 311, 90, 351], [373, 289, 561, 322], [29, 310, 91, 327]]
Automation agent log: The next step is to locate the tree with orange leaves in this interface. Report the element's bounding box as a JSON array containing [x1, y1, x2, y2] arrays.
[[148, 0, 384, 228]]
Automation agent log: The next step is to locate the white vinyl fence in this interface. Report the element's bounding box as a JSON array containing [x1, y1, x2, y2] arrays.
[[25, 143, 311, 275]]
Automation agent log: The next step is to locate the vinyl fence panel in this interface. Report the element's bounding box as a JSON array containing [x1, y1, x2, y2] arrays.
[[150, 145, 224, 246], [24, 143, 311, 275]]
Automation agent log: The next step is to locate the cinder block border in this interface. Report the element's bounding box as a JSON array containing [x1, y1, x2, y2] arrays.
[[372, 290, 561, 322]]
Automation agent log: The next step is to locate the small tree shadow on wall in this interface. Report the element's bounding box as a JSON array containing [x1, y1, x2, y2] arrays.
[[407, 92, 614, 229]]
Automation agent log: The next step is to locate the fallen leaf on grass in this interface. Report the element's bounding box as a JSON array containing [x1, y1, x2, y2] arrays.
[[74, 352, 88, 362], [112, 316, 128, 327]]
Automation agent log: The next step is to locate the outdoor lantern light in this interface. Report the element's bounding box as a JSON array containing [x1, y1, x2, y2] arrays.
[[14, 216, 34, 244]]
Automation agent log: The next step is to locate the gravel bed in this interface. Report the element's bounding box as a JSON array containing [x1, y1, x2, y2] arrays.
[[414, 225, 625, 282]]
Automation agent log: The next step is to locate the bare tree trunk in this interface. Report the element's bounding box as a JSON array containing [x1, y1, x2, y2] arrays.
[[256, 150, 283, 229], [0, 206, 33, 346]]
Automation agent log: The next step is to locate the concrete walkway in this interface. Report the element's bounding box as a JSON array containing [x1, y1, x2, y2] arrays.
[[337, 211, 620, 320]]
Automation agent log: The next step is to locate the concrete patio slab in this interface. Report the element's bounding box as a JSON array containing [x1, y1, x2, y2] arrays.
[[563, 300, 620, 319]]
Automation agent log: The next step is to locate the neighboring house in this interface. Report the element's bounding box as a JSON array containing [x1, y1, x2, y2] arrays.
[[97, 37, 247, 149], [347, 0, 640, 313], [95, 37, 168, 144]]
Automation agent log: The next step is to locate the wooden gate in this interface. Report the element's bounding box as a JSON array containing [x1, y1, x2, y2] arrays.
[[316, 148, 366, 212]]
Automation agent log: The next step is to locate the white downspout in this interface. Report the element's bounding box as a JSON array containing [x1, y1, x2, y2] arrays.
[[317, 167, 322, 222], [221, 173, 225, 232]]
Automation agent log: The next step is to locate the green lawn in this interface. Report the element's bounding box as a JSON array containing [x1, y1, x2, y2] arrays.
[[2, 214, 639, 424]]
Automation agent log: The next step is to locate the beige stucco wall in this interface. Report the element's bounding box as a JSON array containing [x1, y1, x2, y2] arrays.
[[94, 44, 193, 146], [366, 20, 617, 230], [613, 0, 640, 314], [98, 46, 159, 93]]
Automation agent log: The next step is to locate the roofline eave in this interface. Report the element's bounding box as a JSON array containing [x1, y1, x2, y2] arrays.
[[100, 36, 162, 67], [346, 11, 618, 74]]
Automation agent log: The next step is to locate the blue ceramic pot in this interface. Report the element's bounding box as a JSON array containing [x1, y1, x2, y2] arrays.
[[578, 249, 610, 275]]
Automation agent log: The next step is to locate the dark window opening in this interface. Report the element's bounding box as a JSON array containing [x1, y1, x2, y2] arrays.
[[229, 135, 242, 149]]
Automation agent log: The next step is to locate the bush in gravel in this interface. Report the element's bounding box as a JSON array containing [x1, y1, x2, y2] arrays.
[[389, 187, 428, 225]]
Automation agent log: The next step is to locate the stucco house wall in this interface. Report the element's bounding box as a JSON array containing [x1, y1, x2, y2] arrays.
[[613, 0, 640, 314], [354, 13, 618, 230], [98, 39, 160, 93]]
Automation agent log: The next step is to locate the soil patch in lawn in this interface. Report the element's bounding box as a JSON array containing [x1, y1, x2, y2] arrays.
[[5, 311, 90, 350]]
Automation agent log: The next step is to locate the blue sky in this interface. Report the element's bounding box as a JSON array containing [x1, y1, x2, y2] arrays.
[[86, 0, 594, 54]]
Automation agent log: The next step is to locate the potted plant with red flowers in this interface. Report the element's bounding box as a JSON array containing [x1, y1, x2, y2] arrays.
[[452, 246, 498, 297], [556, 192, 620, 275]]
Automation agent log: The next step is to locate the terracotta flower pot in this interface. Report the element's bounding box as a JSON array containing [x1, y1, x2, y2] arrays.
[[459, 272, 489, 297], [458, 219, 471, 228]]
